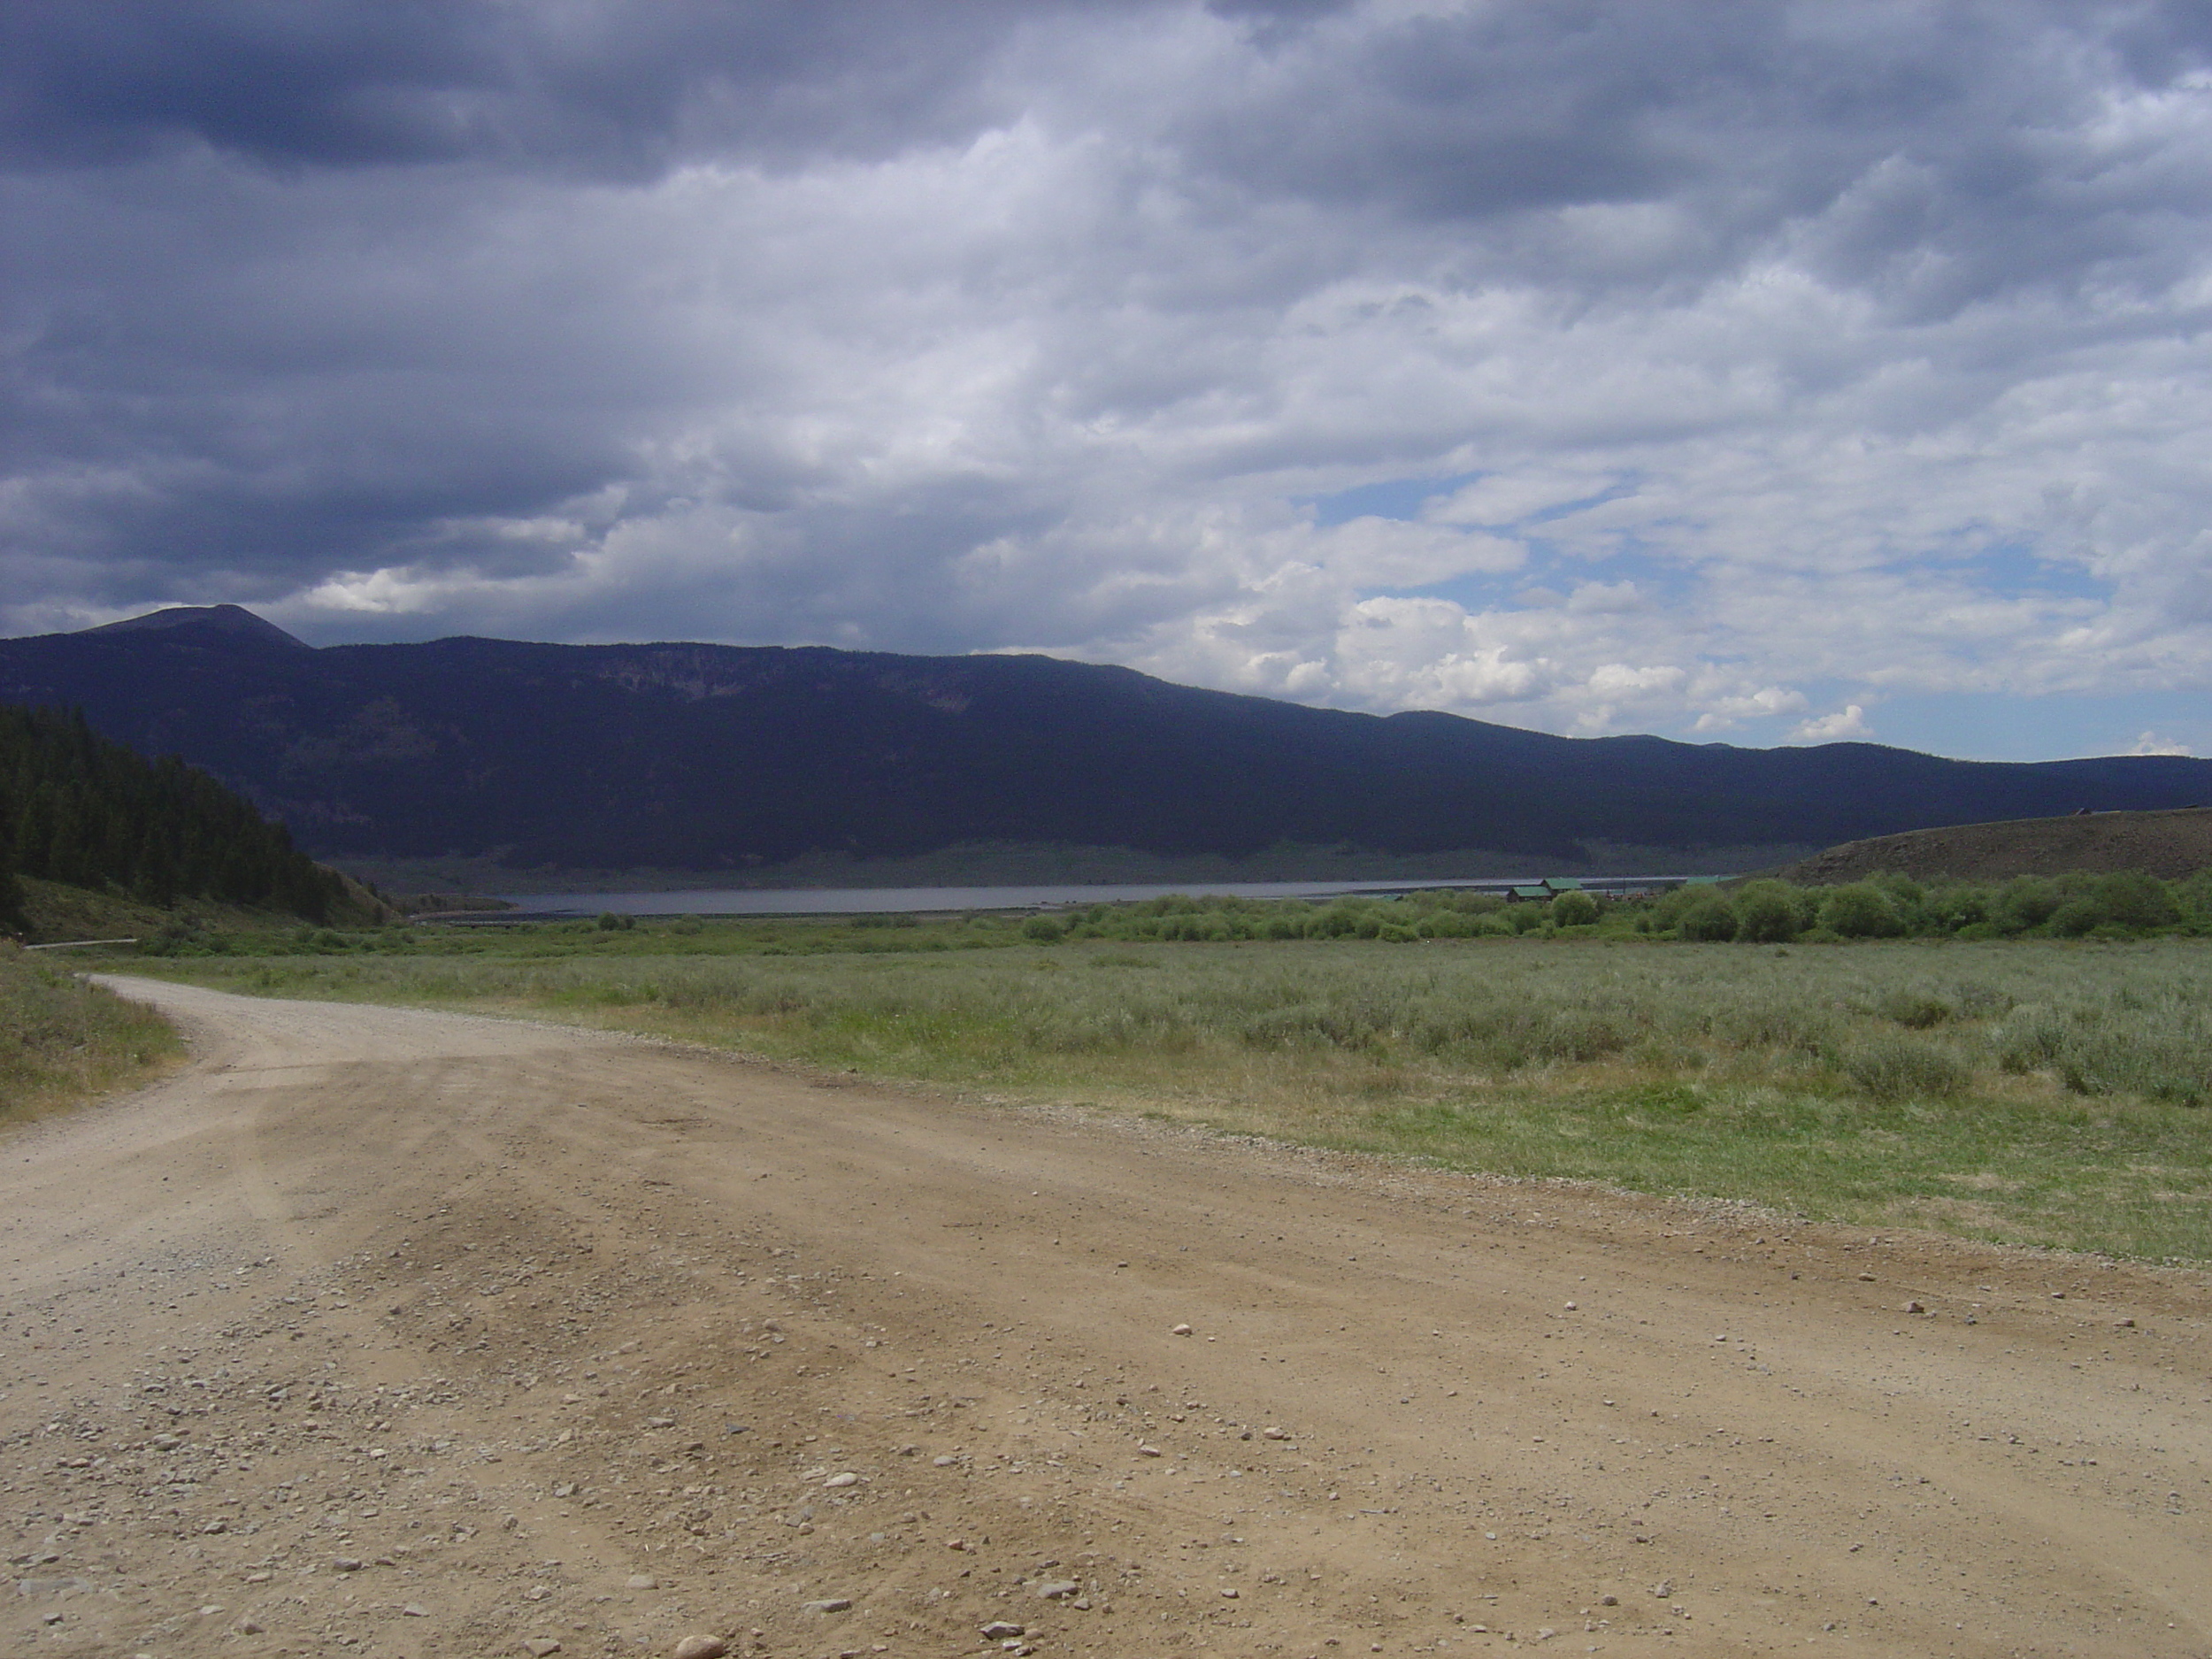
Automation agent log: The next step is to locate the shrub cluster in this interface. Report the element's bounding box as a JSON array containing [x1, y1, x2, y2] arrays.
[[1017, 868, 2212, 948], [1632, 869, 2209, 944]]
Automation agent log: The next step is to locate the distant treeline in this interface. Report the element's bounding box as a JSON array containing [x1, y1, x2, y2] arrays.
[[1624, 871, 2210, 943], [0, 703, 349, 932], [1016, 868, 2212, 944]]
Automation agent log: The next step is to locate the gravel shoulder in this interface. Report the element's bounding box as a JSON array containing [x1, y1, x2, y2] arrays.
[[3, 977, 2208, 1659]]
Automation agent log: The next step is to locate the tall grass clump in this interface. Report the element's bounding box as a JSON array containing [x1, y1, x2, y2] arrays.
[[1839, 1036, 1973, 1102], [0, 945, 179, 1122]]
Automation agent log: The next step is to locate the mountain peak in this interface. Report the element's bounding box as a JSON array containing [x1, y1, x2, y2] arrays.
[[79, 603, 310, 649]]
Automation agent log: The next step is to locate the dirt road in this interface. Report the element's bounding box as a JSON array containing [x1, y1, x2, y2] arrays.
[[3, 979, 2208, 1659]]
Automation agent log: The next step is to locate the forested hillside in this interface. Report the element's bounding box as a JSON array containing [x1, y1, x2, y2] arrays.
[[8, 608, 2212, 879], [0, 704, 353, 933]]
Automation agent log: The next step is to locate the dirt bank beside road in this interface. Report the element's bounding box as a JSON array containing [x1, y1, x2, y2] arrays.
[[3, 978, 2208, 1658]]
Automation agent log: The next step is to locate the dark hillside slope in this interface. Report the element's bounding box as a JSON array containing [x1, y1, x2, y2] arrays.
[[1775, 808, 2212, 886], [0, 702, 358, 930], [3, 611, 2209, 872]]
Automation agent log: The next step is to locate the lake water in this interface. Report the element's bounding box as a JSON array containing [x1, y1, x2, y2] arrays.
[[491, 874, 1701, 918]]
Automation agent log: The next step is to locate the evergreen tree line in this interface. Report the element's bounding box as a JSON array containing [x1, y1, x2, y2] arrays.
[[0, 703, 345, 931]]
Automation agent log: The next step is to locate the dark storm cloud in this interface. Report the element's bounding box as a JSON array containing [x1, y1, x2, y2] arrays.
[[1183, 4, 1729, 219], [0, 0, 1112, 176], [1176, 3, 2212, 306], [5, 1, 2212, 753], [1, 165, 656, 600]]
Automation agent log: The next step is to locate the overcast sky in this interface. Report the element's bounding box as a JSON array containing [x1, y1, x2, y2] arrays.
[[6, 1, 2212, 758]]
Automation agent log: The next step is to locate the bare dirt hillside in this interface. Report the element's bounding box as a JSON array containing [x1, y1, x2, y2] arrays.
[[4, 980, 2209, 1659], [1772, 807, 2212, 885]]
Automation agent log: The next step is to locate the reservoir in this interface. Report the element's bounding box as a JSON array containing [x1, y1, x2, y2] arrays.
[[490, 874, 1699, 918]]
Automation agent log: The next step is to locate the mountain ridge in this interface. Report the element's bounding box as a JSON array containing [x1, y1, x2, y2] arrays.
[[3, 607, 2208, 878], [79, 603, 310, 649]]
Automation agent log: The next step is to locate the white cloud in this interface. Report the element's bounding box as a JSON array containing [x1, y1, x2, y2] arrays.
[[1306, 516, 1525, 585], [2129, 730, 2193, 757], [1564, 580, 1649, 616], [1792, 704, 1876, 743], [1693, 685, 1808, 733]]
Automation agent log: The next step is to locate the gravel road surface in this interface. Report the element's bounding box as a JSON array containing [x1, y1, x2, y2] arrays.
[[2, 978, 2208, 1657]]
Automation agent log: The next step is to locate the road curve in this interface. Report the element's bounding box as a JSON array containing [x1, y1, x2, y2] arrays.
[[1, 976, 2207, 1657]]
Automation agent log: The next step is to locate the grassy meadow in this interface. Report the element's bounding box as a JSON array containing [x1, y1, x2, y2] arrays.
[[0, 942, 181, 1125], [112, 899, 2212, 1263]]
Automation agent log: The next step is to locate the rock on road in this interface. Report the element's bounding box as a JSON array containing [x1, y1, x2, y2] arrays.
[[2, 977, 2208, 1657]]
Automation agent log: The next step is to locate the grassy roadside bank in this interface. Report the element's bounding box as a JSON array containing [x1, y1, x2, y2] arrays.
[[0, 944, 180, 1125], [115, 934, 2212, 1263]]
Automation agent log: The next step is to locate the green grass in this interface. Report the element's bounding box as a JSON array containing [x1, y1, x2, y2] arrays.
[[0, 944, 180, 1125], [116, 932, 2212, 1263]]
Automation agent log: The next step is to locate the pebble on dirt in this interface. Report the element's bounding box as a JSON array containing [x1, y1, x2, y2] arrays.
[[672, 1637, 729, 1659], [981, 1620, 1025, 1639]]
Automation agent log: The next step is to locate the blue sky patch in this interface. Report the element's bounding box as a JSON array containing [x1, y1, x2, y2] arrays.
[[1302, 473, 1477, 527]]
